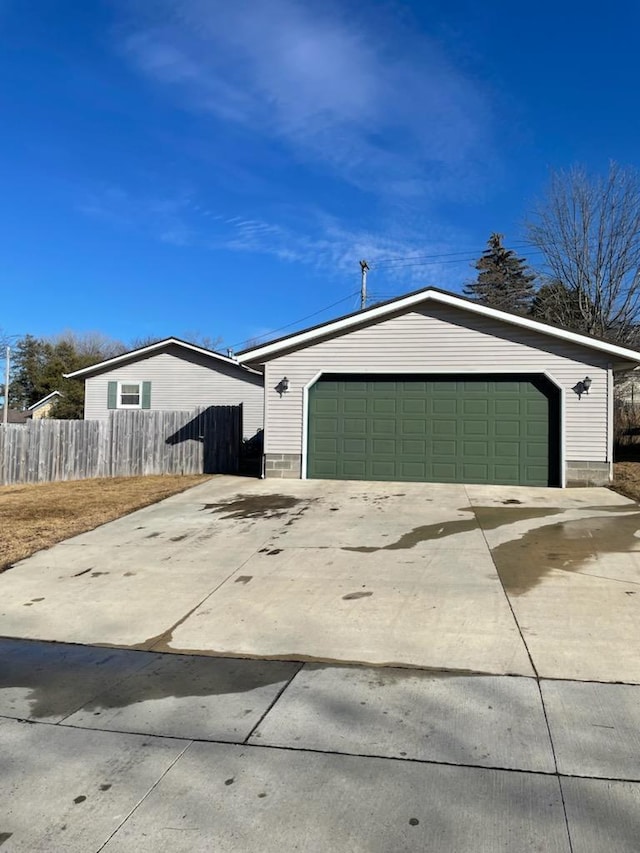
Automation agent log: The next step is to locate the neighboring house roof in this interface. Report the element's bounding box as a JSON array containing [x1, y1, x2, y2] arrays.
[[63, 337, 261, 379], [237, 286, 640, 366], [5, 409, 31, 424], [27, 390, 62, 411]]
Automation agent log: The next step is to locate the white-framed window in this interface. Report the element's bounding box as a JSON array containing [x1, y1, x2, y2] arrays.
[[107, 379, 151, 410], [118, 381, 141, 409]]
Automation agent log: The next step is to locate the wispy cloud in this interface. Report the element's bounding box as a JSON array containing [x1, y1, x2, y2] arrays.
[[116, 0, 495, 200], [80, 183, 469, 292]]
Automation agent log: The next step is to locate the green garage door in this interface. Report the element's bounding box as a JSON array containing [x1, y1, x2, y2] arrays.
[[307, 376, 558, 486]]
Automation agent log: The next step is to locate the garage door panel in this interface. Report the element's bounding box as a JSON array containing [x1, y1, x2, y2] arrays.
[[315, 399, 338, 413], [403, 420, 427, 434], [432, 399, 457, 415], [433, 419, 457, 435], [343, 460, 367, 477], [495, 400, 521, 415], [401, 399, 427, 414], [432, 462, 458, 479], [463, 463, 490, 480], [313, 459, 339, 477], [315, 438, 338, 453], [432, 440, 456, 455], [315, 417, 340, 433], [371, 460, 396, 477], [343, 438, 366, 453], [401, 439, 427, 454], [344, 418, 366, 433], [495, 464, 520, 480], [372, 419, 395, 434], [496, 441, 519, 458], [463, 399, 488, 415], [462, 420, 489, 436], [307, 376, 556, 485], [463, 441, 489, 456], [496, 421, 520, 437], [372, 438, 395, 454], [344, 398, 367, 413], [373, 398, 396, 414]]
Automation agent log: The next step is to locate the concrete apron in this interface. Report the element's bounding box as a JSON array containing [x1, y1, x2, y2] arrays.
[[0, 476, 639, 682]]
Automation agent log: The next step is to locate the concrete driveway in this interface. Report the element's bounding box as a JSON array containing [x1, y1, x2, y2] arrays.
[[1, 475, 639, 682], [2, 476, 640, 851]]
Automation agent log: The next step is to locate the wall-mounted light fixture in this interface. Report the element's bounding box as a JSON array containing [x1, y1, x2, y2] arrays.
[[275, 377, 290, 397], [572, 376, 592, 400]]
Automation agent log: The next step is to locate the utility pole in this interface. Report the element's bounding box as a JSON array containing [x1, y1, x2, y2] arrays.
[[360, 260, 369, 310], [2, 346, 9, 426]]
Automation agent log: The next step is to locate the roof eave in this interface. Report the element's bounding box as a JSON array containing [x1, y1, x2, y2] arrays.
[[64, 338, 261, 379], [237, 288, 640, 365]]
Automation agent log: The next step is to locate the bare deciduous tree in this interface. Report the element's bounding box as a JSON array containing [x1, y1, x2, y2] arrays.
[[527, 162, 640, 346]]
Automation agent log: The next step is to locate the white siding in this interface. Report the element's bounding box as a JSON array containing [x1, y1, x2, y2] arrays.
[[83, 345, 264, 439], [260, 304, 611, 463]]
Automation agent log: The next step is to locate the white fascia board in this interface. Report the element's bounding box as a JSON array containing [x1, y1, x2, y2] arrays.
[[64, 338, 261, 379], [237, 289, 640, 365], [27, 390, 62, 410]]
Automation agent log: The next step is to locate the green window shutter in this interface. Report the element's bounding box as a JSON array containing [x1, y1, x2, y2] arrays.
[[141, 381, 151, 409], [107, 381, 117, 409]]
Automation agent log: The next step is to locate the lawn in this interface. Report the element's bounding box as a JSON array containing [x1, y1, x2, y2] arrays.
[[613, 462, 640, 503], [0, 475, 211, 573]]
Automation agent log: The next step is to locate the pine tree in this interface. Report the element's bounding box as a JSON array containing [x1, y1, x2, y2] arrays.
[[464, 233, 536, 315]]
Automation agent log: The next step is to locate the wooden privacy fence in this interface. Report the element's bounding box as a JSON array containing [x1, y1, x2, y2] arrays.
[[0, 406, 242, 485]]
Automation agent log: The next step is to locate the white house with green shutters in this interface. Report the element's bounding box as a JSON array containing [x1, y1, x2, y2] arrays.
[[65, 338, 264, 440], [237, 287, 640, 487]]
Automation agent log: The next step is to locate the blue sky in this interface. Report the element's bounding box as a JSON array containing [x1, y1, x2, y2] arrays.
[[2, 0, 639, 351]]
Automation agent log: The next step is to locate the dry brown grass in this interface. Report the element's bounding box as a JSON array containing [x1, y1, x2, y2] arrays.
[[0, 475, 211, 572], [613, 462, 640, 504]]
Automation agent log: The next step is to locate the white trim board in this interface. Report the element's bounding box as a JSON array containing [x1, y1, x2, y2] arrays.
[[238, 287, 640, 365]]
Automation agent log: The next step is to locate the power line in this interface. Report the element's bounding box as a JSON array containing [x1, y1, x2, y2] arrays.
[[231, 290, 361, 351], [371, 243, 537, 267]]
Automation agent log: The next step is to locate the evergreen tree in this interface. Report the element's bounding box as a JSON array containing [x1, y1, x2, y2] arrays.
[[464, 233, 536, 315], [8, 332, 127, 418]]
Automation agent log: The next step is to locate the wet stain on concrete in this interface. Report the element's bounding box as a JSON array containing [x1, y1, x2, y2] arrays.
[[123, 572, 136, 577], [0, 637, 298, 719], [234, 576, 253, 584], [170, 535, 188, 542], [202, 494, 305, 520], [342, 591, 373, 600], [73, 795, 86, 804], [146, 532, 161, 539], [487, 507, 640, 594], [99, 784, 112, 791], [343, 507, 563, 553]]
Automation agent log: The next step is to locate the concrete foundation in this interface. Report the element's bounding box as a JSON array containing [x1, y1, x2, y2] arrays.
[[565, 461, 611, 487], [264, 453, 302, 478]]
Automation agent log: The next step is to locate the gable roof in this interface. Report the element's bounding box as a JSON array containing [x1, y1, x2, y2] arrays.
[[237, 286, 640, 365], [27, 390, 62, 411], [64, 337, 261, 379]]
